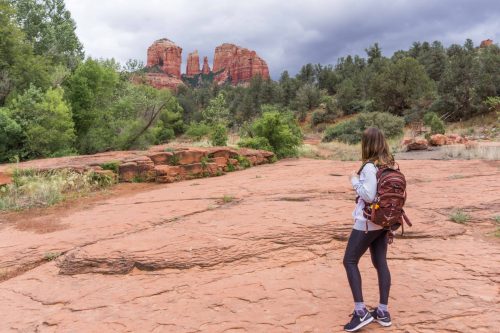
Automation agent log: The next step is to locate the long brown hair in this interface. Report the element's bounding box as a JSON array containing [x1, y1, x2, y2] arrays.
[[361, 127, 394, 167]]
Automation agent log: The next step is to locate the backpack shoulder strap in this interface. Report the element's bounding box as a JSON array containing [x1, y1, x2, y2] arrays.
[[357, 161, 375, 175]]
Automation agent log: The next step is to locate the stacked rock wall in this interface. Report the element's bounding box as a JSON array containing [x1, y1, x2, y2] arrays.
[[0, 147, 275, 186]]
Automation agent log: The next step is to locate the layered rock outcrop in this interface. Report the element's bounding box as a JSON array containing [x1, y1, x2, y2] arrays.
[[480, 39, 493, 48], [0, 146, 275, 186], [146, 38, 182, 78], [2, 159, 499, 332], [212, 43, 270, 84], [202, 56, 211, 74], [142, 38, 269, 89], [186, 50, 200, 77]]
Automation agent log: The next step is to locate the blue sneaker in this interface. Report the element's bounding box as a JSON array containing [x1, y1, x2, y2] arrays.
[[371, 308, 392, 327], [344, 308, 374, 332]]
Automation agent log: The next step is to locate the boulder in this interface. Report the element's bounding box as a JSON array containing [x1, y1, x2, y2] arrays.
[[119, 158, 155, 182], [174, 149, 208, 165], [447, 134, 467, 144], [0, 172, 12, 186], [429, 134, 447, 146], [148, 152, 173, 165], [208, 147, 239, 159], [212, 157, 228, 168], [406, 139, 429, 151]]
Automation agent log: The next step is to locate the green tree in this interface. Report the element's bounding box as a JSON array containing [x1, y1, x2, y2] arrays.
[[0, 108, 23, 161], [0, 0, 51, 105], [11, 0, 84, 68], [293, 83, 321, 121], [438, 42, 477, 120], [64, 58, 121, 143], [279, 70, 298, 107], [296, 63, 315, 84], [370, 57, 435, 115], [336, 79, 359, 114], [202, 92, 230, 125], [7, 85, 75, 158], [365, 43, 382, 64]]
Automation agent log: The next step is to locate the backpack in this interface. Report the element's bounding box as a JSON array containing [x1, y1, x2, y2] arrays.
[[357, 162, 412, 239]]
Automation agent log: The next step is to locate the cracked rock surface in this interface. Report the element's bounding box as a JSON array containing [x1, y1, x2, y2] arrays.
[[0, 159, 499, 332]]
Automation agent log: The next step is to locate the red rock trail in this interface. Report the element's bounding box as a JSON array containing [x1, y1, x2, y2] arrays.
[[0, 159, 499, 332]]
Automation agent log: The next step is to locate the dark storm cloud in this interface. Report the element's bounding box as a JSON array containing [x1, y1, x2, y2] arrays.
[[65, 0, 500, 79]]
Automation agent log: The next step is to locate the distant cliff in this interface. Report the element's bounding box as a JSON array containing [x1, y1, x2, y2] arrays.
[[141, 38, 270, 90]]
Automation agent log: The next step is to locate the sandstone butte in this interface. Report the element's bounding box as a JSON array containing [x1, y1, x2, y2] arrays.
[[202, 55, 211, 74], [186, 50, 201, 76], [480, 39, 493, 48], [0, 156, 499, 332], [142, 38, 270, 90]]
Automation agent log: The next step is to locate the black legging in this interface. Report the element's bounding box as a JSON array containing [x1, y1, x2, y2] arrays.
[[343, 229, 391, 305]]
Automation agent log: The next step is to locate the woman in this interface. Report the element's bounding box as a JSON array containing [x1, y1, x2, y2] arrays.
[[343, 127, 394, 332]]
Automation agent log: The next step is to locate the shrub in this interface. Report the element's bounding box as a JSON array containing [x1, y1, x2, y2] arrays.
[[238, 111, 303, 158], [238, 137, 273, 152], [209, 123, 228, 146], [154, 127, 175, 143], [423, 112, 445, 134], [311, 109, 339, 126], [322, 112, 404, 144], [185, 122, 211, 141], [236, 155, 251, 169], [449, 210, 471, 224], [100, 161, 120, 174], [311, 110, 326, 126]]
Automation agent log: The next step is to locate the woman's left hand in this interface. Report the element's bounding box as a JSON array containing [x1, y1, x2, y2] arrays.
[[349, 170, 358, 183]]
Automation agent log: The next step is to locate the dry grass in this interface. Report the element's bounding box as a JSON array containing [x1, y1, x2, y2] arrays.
[[446, 112, 499, 140], [298, 141, 360, 161], [299, 136, 403, 161], [442, 145, 500, 160], [0, 169, 114, 211]]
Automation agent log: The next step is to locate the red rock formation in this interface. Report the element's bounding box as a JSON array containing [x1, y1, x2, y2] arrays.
[[480, 39, 493, 48], [141, 73, 184, 90], [141, 38, 269, 89], [146, 38, 182, 78], [202, 56, 211, 74], [212, 43, 270, 84], [186, 50, 200, 77]]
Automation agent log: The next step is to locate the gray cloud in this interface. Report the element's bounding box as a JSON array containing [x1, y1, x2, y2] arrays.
[[65, 0, 500, 79]]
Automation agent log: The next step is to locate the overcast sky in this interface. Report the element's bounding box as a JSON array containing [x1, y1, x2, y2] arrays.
[[65, 0, 500, 78]]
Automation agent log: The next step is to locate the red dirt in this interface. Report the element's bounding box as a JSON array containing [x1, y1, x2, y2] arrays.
[[0, 159, 498, 332]]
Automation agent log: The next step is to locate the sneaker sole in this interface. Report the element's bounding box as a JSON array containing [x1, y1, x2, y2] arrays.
[[344, 316, 374, 332], [376, 319, 392, 327]]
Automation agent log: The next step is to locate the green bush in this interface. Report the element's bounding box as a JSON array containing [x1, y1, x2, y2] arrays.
[[238, 111, 303, 158], [185, 122, 211, 141], [238, 137, 273, 152], [322, 112, 404, 144], [100, 161, 120, 174], [236, 155, 251, 169], [155, 127, 175, 143], [311, 110, 326, 126], [423, 112, 445, 134], [323, 119, 360, 144], [209, 123, 228, 146]]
